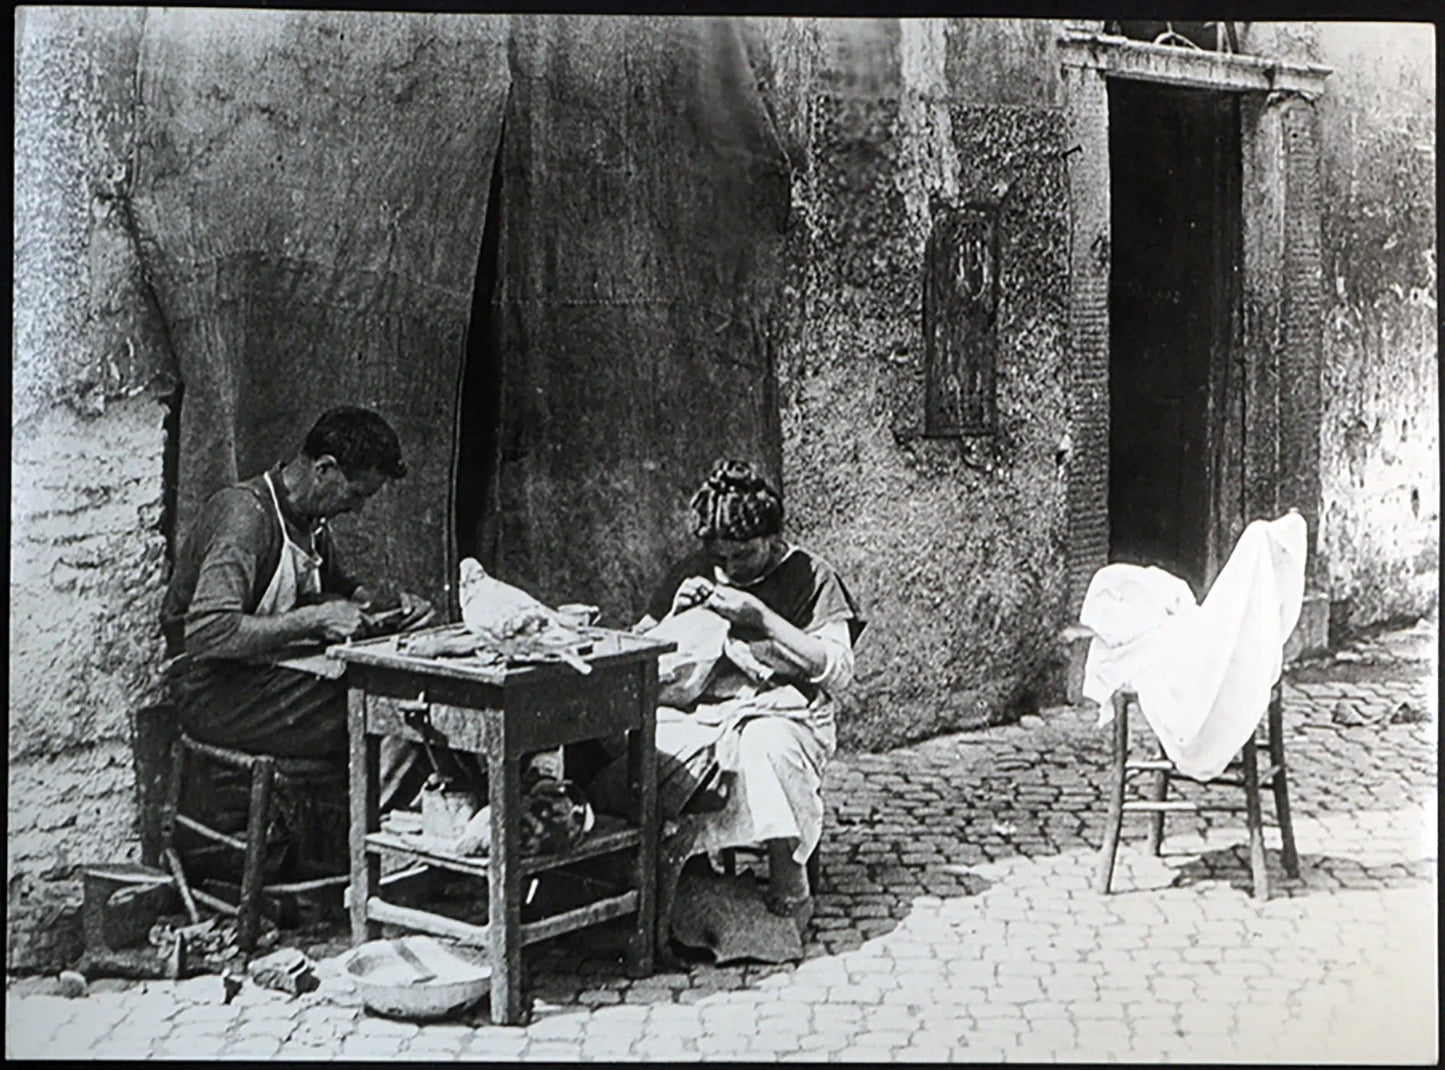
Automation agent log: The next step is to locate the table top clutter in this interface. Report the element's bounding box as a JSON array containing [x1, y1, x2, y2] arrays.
[[328, 621, 674, 683]]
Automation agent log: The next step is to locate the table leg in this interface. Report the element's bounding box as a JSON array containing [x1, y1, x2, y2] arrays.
[[654, 817, 696, 970], [348, 689, 381, 945], [487, 730, 526, 1025], [626, 662, 658, 978]]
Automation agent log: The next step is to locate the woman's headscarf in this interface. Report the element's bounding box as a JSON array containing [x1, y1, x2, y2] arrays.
[[689, 460, 783, 541]]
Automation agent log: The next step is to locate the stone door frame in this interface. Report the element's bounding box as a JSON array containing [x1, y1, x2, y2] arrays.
[[1058, 26, 1332, 614]]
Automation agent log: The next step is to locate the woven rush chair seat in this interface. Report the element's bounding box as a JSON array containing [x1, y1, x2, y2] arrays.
[[162, 733, 350, 950]]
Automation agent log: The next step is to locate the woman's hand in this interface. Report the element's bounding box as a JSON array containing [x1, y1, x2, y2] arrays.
[[673, 575, 770, 631], [670, 576, 717, 616], [700, 584, 769, 632]]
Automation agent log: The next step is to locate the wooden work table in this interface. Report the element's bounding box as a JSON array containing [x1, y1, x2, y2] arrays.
[[330, 623, 673, 1025]]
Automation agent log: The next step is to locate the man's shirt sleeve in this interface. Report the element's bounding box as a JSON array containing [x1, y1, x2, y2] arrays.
[[183, 490, 275, 658]]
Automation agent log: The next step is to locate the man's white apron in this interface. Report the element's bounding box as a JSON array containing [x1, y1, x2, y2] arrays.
[[257, 471, 324, 615]]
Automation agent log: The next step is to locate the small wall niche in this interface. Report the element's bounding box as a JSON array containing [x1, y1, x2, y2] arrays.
[[924, 201, 1000, 437]]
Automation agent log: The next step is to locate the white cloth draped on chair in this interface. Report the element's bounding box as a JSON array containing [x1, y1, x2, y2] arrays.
[[1080, 511, 1308, 782]]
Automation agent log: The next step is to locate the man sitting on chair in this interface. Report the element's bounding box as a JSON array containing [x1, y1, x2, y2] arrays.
[[161, 406, 434, 804]]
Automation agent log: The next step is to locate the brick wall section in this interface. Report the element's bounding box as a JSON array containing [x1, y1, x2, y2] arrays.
[[1239, 94, 1285, 525], [11, 8, 176, 972], [1278, 96, 1326, 584], [7, 743, 146, 971], [8, 395, 172, 972], [1242, 90, 1329, 582], [1060, 62, 1111, 616], [10, 397, 172, 758]]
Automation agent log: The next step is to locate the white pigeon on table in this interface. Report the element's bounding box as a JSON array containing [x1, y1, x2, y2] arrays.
[[458, 557, 562, 641], [457, 559, 591, 675]]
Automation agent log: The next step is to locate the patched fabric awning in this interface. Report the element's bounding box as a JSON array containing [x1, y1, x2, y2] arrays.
[[132, 9, 510, 603], [133, 11, 790, 617]]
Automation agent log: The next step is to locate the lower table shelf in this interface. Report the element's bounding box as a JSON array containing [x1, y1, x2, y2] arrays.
[[360, 889, 641, 948], [357, 810, 646, 952], [364, 812, 642, 878]]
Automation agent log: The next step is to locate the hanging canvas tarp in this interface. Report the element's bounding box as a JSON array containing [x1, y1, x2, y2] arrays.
[[131, 9, 509, 603], [490, 15, 793, 618]]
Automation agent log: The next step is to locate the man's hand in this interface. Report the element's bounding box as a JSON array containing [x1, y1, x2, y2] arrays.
[[307, 600, 366, 642], [396, 591, 436, 631], [352, 584, 435, 632]]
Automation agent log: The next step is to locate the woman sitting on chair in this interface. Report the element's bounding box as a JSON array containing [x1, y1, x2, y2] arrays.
[[625, 459, 865, 929]]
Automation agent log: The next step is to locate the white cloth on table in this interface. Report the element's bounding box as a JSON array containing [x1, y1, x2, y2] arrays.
[[1080, 511, 1308, 782]]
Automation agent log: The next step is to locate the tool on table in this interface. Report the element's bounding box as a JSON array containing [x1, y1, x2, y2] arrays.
[[400, 695, 484, 795], [361, 606, 409, 637], [398, 629, 488, 659], [485, 633, 594, 675], [549, 644, 592, 675]]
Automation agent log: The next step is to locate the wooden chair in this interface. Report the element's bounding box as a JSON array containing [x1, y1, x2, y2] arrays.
[[1096, 680, 1299, 899], [161, 732, 350, 950]]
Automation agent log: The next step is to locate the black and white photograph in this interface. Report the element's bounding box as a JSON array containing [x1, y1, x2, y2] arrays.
[[9, 8, 1438, 1062]]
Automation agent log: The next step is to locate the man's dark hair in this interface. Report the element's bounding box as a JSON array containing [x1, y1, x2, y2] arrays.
[[302, 407, 407, 479]]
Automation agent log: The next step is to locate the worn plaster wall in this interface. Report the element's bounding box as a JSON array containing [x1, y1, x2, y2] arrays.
[[765, 18, 1073, 749], [1243, 22, 1438, 633], [11, 7, 175, 971], [1314, 23, 1438, 632]]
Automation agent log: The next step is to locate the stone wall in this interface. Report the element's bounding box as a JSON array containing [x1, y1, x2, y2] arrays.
[[1245, 21, 1439, 634], [1314, 23, 1438, 633], [10, 7, 175, 971], [764, 19, 1073, 749]]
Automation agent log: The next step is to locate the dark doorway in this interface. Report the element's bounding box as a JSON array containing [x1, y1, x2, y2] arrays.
[[1108, 79, 1242, 596], [453, 124, 508, 597]]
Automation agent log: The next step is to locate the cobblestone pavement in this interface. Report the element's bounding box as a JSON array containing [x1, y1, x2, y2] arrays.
[[8, 618, 1437, 1062]]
